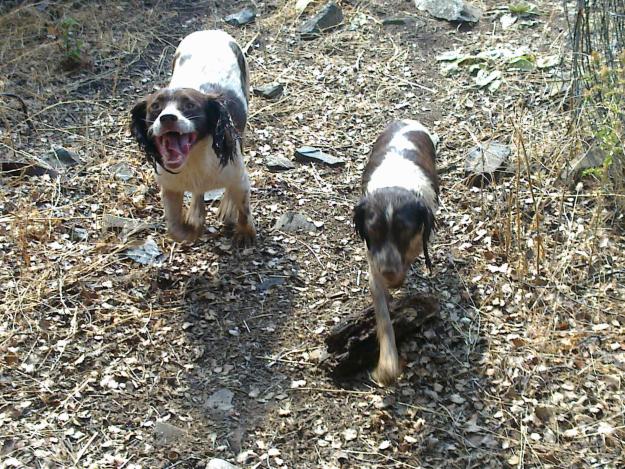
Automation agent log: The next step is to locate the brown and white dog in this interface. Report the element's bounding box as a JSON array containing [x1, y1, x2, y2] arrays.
[[354, 119, 439, 385], [130, 30, 255, 246]]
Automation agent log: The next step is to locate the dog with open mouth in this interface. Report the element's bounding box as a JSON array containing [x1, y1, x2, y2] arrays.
[[354, 119, 439, 385], [130, 30, 256, 246]]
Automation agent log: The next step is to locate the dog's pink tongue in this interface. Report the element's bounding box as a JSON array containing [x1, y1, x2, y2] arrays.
[[164, 133, 195, 158], [164, 134, 184, 157], [178, 133, 194, 155]]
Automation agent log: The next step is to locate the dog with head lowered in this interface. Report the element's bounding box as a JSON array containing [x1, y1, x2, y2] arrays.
[[130, 30, 256, 247], [354, 119, 439, 385]]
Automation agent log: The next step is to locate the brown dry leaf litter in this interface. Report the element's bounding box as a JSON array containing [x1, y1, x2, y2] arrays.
[[1, 0, 624, 468]]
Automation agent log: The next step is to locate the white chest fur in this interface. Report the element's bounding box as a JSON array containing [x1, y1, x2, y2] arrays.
[[156, 139, 245, 195]]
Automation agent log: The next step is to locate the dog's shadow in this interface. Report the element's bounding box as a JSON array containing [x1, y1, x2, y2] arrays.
[[170, 190, 304, 455]]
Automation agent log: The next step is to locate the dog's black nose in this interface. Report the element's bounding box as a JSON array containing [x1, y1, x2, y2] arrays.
[[159, 114, 178, 124]]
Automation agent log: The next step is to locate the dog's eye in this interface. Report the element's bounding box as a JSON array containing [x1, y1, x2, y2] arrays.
[[150, 102, 162, 113], [183, 100, 196, 112]]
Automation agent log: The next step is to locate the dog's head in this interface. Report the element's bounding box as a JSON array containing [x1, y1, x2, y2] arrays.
[[130, 88, 239, 172], [354, 188, 435, 288]]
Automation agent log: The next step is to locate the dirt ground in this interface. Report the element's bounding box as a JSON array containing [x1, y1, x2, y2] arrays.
[[1, 0, 624, 468]]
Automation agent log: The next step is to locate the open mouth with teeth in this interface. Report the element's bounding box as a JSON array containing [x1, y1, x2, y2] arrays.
[[154, 131, 198, 170]]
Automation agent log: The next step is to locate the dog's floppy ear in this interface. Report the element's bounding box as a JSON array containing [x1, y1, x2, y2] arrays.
[[414, 201, 436, 272], [205, 99, 239, 166], [130, 98, 161, 171], [353, 198, 369, 247]]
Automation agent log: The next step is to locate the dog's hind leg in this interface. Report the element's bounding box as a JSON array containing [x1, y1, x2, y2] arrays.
[[220, 175, 256, 247]]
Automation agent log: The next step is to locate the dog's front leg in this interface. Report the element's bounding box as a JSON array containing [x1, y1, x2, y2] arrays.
[[186, 193, 206, 234], [370, 269, 401, 385], [162, 188, 200, 243]]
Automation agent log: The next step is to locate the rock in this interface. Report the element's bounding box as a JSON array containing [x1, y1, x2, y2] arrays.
[[224, 7, 256, 26], [206, 459, 239, 469], [109, 162, 134, 181], [0, 161, 58, 178], [272, 212, 316, 233], [47, 146, 80, 168], [124, 237, 164, 266], [264, 155, 295, 172], [299, 2, 344, 39], [294, 146, 345, 166], [204, 188, 225, 202], [464, 142, 512, 187], [382, 16, 418, 26], [253, 83, 284, 100], [415, 0, 482, 24], [70, 227, 89, 242], [561, 142, 607, 181], [257, 276, 286, 292], [154, 421, 186, 445], [206, 388, 234, 412]]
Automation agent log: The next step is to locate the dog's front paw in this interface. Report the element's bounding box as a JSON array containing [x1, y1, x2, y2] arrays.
[[233, 223, 256, 248], [168, 223, 201, 243], [372, 348, 402, 386]]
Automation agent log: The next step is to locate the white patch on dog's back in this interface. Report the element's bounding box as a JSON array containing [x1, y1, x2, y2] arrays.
[[169, 30, 247, 109], [366, 155, 437, 209], [366, 121, 438, 209]]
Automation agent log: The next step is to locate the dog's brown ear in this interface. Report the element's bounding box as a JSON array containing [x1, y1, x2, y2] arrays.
[[353, 198, 369, 247], [130, 98, 161, 170], [414, 200, 436, 272], [205, 99, 240, 166]]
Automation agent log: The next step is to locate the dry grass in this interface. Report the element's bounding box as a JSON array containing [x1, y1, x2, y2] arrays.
[[1, 0, 624, 468]]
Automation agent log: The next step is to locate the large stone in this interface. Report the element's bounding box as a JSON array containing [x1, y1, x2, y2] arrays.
[[299, 2, 344, 39], [47, 146, 80, 169], [109, 162, 134, 181], [204, 188, 225, 202], [464, 141, 512, 187], [415, 0, 482, 23], [154, 421, 186, 445], [560, 142, 606, 181], [206, 388, 234, 412], [224, 8, 256, 26], [272, 212, 316, 233], [265, 155, 295, 172], [294, 146, 345, 166], [124, 237, 164, 265], [0, 161, 58, 178], [253, 83, 284, 100]]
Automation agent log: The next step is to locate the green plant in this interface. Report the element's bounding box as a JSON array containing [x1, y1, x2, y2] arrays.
[[509, 3, 533, 15], [58, 16, 83, 63], [584, 52, 625, 172]]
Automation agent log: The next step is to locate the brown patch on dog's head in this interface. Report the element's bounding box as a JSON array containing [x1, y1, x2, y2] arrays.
[[129, 88, 242, 171], [354, 188, 435, 287]]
